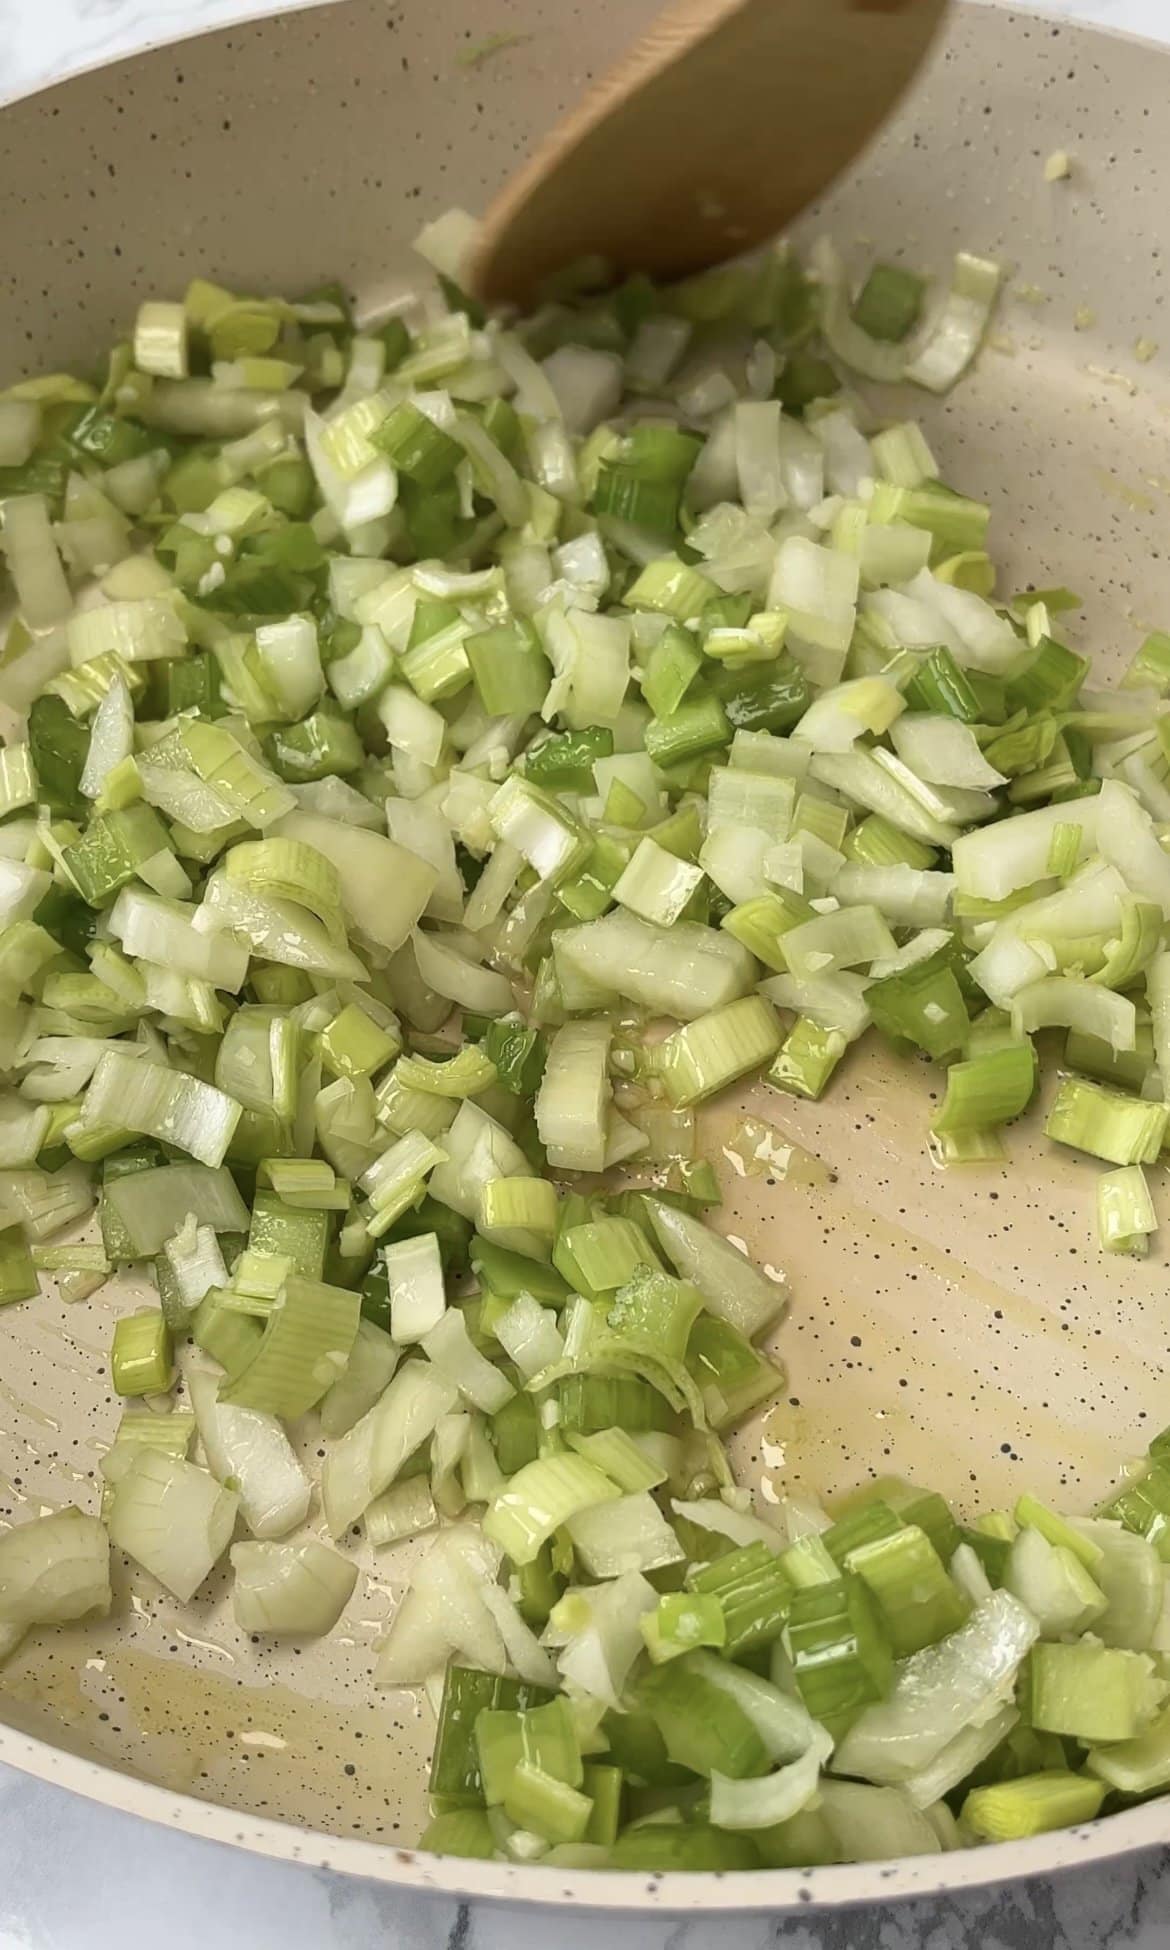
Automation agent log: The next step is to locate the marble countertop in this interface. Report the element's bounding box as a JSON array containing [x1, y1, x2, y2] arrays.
[[1, 0, 1170, 1944]]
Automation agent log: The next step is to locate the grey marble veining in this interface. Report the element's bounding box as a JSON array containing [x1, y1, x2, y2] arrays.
[[2, 0, 1170, 1944]]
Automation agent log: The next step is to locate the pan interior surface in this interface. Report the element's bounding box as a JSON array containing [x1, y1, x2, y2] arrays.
[[2, 0, 1170, 1907]]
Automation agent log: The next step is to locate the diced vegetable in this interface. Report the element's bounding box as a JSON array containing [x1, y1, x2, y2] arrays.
[[0, 215, 1160, 1874]]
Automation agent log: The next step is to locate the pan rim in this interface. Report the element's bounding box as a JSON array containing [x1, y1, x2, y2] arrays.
[[1, 1713, 1166, 1908]]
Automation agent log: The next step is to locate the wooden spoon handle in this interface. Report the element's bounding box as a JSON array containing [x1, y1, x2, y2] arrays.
[[473, 0, 948, 308]]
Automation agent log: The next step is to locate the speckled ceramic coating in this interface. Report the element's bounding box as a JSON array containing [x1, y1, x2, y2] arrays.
[[2, 0, 1170, 1910]]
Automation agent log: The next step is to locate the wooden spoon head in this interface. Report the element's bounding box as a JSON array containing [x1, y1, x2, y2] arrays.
[[472, 0, 949, 310]]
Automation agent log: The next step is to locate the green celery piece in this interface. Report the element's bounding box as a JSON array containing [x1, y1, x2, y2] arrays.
[[0, 453, 69, 509], [1087, 1705, 1170, 1795], [27, 694, 89, 818], [904, 648, 982, 723], [399, 475, 470, 558], [620, 423, 703, 482], [780, 1533, 842, 1590], [601, 1707, 690, 1788], [1005, 636, 1090, 712], [962, 1771, 1105, 1842], [1125, 629, 1170, 693], [555, 1216, 661, 1295], [642, 1591, 728, 1663], [867, 950, 969, 1061], [525, 726, 615, 792], [823, 1501, 906, 1567], [644, 693, 731, 767], [250, 965, 315, 1006], [1064, 1025, 1154, 1095], [473, 1707, 525, 1806], [62, 403, 159, 466], [852, 262, 926, 342], [149, 649, 225, 720], [32, 884, 99, 961], [521, 1697, 584, 1788], [686, 1315, 785, 1431], [502, 1762, 593, 1844], [383, 1196, 473, 1277], [839, 1478, 962, 1568], [768, 1017, 848, 1100], [218, 1274, 360, 1416], [62, 804, 173, 906], [471, 1235, 569, 1305], [788, 1574, 894, 1724], [111, 1308, 173, 1397], [417, 1810, 495, 1859], [191, 1288, 264, 1375], [958, 1524, 1011, 1586], [642, 626, 703, 720], [98, 1143, 166, 1262], [557, 1373, 677, 1437], [557, 834, 631, 922], [465, 623, 551, 720], [267, 711, 363, 782], [638, 1658, 770, 1779], [428, 1665, 554, 1809], [606, 1265, 704, 1366], [1028, 1640, 1166, 1744], [0, 1225, 39, 1307], [610, 1825, 761, 1872], [689, 1541, 791, 1655], [594, 465, 683, 537], [371, 400, 462, 487], [515, 1543, 562, 1629], [707, 655, 809, 733], [844, 814, 937, 870], [1046, 1078, 1169, 1167], [583, 1763, 623, 1847], [490, 1391, 541, 1476], [482, 1019, 547, 1098], [1100, 1463, 1170, 1559], [257, 453, 316, 518], [248, 1191, 329, 1280], [933, 1042, 1037, 1136], [199, 556, 316, 621], [775, 351, 841, 413], [847, 1524, 970, 1657]]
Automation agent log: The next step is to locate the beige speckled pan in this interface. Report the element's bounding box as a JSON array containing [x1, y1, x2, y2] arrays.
[[2, 0, 1169, 1909]]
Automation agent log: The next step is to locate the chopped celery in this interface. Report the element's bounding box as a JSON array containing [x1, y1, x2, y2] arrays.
[[962, 1772, 1105, 1842], [689, 1543, 790, 1655], [1046, 1078, 1169, 1167], [1028, 1640, 1166, 1744], [5, 224, 1170, 1875], [788, 1576, 894, 1724], [111, 1308, 173, 1397], [659, 996, 782, 1108]]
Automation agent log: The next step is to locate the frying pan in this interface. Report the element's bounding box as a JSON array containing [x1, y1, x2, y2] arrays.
[[1, 0, 1169, 1909]]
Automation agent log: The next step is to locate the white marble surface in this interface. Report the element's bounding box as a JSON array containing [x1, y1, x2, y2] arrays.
[[2, 0, 1170, 1945], [0, 0, 1163, 100]]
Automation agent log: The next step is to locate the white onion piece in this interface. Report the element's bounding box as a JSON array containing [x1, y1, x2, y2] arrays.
[[374, 1523, 506, 1687], [108, 1451, 238, 1602], [318, 1318, 401, 1440], [0, 1508, 111, 1627], [230, 1537, 357, 1635], [322, 1361, 457, 1538], [188, 1368, 311, 1541]]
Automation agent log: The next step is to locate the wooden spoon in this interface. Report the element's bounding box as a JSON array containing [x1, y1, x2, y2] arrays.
[[472, 0, 949, 309]]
